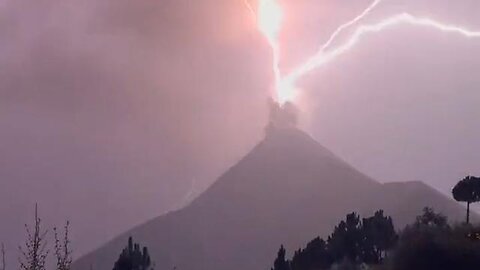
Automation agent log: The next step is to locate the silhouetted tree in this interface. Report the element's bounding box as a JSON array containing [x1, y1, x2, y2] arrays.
[[272, 245, 290, 270], [53, 221, 72, 270], [390, 209, 480, 270], [270, 207, 480, 269], [19, 204, 49, 270], [112, 237, 153, 270], [413, 207, 449, 229], [290, 238, 332, 270], [274, 211, 398, 270], [1, 243, 5, 270], [361, 210, 397, 264], [328, 213, 363, 263], [452, 175, 480, 224]]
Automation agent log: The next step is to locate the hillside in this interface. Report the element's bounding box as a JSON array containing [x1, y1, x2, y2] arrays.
[[73, 127, 474, 270]]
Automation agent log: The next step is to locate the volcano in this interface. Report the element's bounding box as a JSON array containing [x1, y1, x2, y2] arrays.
[[73, 125, 474, 270]]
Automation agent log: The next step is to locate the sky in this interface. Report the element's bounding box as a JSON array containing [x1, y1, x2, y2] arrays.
[[1, 0, 480, 263]]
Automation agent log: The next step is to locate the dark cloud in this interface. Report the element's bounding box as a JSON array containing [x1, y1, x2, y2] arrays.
[[0, 0, 270, 261]]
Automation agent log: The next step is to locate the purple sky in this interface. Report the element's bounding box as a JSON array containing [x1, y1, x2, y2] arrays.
[[1, 0, 480, 263]]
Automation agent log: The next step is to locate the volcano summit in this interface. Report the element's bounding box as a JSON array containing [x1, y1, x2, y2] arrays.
[[73, 110, 473, 270]]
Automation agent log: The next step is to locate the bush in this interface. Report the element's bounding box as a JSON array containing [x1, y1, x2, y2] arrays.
[[388, 209, 480, 270]]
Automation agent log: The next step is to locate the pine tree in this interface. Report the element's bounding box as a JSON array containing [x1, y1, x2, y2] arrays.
[[270, 211, 399, 269], [361, 210, 397, 263], [112, 237, 153, 270], [328, 213, 363, 263], [290, 237, 332, 270], [452, 176, 480, 224], [1, 242, 5, 270], [272, 245, 290, 270]]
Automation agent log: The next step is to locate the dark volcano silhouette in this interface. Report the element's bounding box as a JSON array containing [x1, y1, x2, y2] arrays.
[[73, 127, 474, 270]]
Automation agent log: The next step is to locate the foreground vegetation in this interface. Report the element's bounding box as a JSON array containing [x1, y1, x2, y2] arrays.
[[268, 175, 480, 270], [3, 176, 480, 270], [271, 207, 480, 270]]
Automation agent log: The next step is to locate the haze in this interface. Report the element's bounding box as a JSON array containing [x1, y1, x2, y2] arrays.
[[1, 0, 479, 263]]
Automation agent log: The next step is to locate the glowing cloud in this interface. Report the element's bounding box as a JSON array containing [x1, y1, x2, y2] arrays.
[[246, 0, 480, 105]]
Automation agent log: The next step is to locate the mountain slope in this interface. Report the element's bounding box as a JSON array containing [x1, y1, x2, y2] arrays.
[[73, 128, 474, 270]]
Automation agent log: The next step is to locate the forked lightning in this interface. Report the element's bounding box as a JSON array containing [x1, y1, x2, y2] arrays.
[[244, 0, 480, 104]]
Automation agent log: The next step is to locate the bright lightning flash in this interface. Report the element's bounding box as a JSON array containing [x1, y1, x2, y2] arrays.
[[249, 0, 480, 105], [257, 0, 284, 100]]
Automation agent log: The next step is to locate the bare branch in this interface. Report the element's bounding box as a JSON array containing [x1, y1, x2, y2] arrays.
[[54, 221, 72, 270], [19, 204, 49, 270]]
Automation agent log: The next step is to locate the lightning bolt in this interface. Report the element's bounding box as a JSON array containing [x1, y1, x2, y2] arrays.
[[257, 0, 283, 99], [286, 12, 480, 93], [319, 0, 382, 53], [249, 0, 480, 105]]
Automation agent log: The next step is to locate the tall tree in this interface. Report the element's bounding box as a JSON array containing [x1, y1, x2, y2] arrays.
[[19, 204, 49, 270], [290, 238, 331, 270], [53, 221, 72, 270], [452, 176, 480, 224], [1, 243, 5, 270], [272, 245, 290, 270], [328, 213, 363, 263], [362, 210, 397, 263], [112, 237, 153, 270]]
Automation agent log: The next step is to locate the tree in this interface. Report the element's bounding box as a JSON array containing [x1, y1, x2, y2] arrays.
[[390, 211, 480, 270], [272, 245, 290, 270], [1, 243, 5, 270], [328, 213, 363, 263], [112, 237, 153, 270], [53, 221, 72, 270], [290, 238, 332, 270], [361, 210, 398, 263], [452, 176, 480, 224], [271, 211, 398, 269], [19, 204, 49, 270], [414, 207, 449, 229]]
